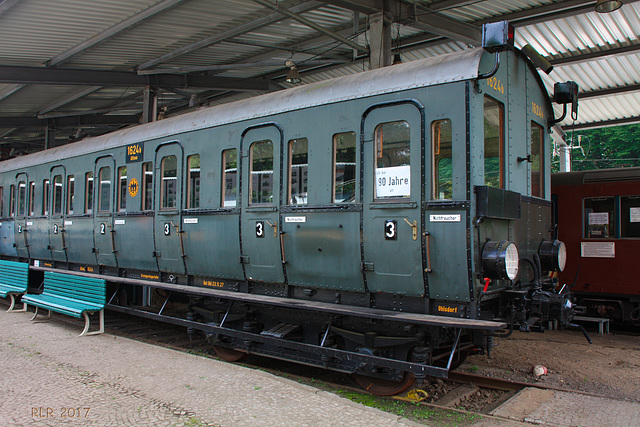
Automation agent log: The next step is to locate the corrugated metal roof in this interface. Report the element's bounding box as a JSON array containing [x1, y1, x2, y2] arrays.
[[0, 0, 639, 152]]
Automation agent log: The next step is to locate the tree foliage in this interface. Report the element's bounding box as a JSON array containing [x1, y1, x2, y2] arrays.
[[552, 123, 640, 172]]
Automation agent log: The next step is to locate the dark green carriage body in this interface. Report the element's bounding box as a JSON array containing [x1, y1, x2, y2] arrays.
[[0, 47, 556, 311], [0, 46, 571, 383]]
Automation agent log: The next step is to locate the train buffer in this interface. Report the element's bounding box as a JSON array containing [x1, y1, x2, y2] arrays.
[[0, 260, 30, 312], [573, 315, 610, 335], [22, 271, 106, 336]]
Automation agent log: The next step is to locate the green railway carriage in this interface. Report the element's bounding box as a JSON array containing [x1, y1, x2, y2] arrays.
[[0, 26, 577, 394]]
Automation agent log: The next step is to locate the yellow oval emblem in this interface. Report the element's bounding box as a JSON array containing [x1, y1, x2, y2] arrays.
[[128, 178, 139, 198]]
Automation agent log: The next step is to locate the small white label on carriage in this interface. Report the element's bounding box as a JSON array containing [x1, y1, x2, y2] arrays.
[[285, 216, 306, 223], [114, 219, 125, 225], [34, 260, 40, 267], [430, 214, 461, 222], [630, 207, 640, 223], [581, 242, 615, 258], [27, 221, 33, 226], [183, 218, 198, 224], [64, 220, 72, 226]]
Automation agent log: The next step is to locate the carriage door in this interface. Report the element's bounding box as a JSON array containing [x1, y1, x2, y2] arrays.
[[49, 166, 68, 263], [362, 103, 426, 297], [14, 173, 30, 259], [154, 143, 186, 276], [93, 157, 117, 267], [240, 124, 285, 284]]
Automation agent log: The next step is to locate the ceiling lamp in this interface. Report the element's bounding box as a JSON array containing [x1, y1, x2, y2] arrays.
[[595, 0, 623, 13], [284, 59, 301, 84]]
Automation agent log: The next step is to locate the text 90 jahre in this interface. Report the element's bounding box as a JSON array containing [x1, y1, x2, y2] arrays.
[[32, 407, 91, 418]]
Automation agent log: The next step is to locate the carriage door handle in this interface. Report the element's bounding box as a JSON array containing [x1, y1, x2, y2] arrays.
[[266, 220, 278, 238], [403, 218, 417, 240], [423, 231, 432, 273]]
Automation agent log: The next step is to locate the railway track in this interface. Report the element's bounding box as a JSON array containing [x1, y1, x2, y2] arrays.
[[1, 301, 609, 424]]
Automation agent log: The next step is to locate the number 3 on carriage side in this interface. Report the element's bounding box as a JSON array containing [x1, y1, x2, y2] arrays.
[[385, 220, 397, 240], [256, 221, 264, 238], [164, 223, 171, 236]]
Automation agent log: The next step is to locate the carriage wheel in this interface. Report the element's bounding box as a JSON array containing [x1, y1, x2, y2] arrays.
[[353, 372, 416, 396], [213, 345, 249, 362]]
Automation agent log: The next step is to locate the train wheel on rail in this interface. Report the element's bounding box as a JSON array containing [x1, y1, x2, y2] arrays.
[[213, 345, 249, 362], [353, 372, 416, 396]]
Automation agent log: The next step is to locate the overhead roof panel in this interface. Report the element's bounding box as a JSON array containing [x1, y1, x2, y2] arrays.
[[0, 0, 161, 66]]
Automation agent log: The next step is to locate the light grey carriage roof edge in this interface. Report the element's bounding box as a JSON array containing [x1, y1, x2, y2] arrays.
[[0, 48, 486, 173]]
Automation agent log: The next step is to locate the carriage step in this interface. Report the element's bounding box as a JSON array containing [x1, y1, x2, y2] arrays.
[[260, 323, 302, 339]]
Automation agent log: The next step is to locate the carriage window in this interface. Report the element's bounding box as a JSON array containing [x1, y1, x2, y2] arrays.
[[222, 149, 237, 207], [621, 196, 640, 238], [432, 119, 453, 199], [161, 155, 177, 210], [250, 140, 273, 205], [53, 175, 63, 215], [117, 167, 127, 212], [484, 96, 505, 188], [333, 132, 356, 203], [18, 181, 26, 216], [142, 162, 153, 211], [85, 172, 94, 214], [288, 138, 308, 205], [584, 197, 614, 238], [187, 154, 200, 209], [9, 185, 15, 217], [67, 175, 75, 214], [531, 122, 544, 198], [28, 182, 35, 216], [42, 180, 50, 215], [98, 167, 111, 212], [375, 121, 410, 199]]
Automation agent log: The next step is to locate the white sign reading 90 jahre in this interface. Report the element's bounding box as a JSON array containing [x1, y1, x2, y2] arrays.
[[375, 165, 410, 198]]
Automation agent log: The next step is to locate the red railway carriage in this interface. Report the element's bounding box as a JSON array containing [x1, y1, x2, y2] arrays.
[[552, 167, 640, 323]]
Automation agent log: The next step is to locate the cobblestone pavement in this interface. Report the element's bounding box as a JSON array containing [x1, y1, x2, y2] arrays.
[[491, 387, 640, 427], [0, 309, 420, 426]]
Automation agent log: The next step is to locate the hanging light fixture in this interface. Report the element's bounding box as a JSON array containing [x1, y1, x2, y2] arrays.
[[595, 0, 623, 13], [284, 59, 301, 84]]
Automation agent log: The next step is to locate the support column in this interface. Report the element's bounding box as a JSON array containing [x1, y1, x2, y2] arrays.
[[142, 86, 159, 123], [369, 10, 392, 69], [45, 120, 56, 149]]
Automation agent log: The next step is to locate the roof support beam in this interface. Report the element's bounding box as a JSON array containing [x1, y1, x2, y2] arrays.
[[137, 1, 323, 70], [0, 65, 278, 91], [564, 116, 640, 132], [38, 86, 102, 116], [0, 114, 140, 128], [323, 0, 481, 45], [0, 0, 21, 17], [251, 0, 369, 53], [399, 2, 481, 45], [578, 84, 640, 100], [550, 44, 640, 66]]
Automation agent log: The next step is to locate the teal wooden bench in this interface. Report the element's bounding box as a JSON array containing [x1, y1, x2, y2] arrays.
[[22, 271, 106, 336], [0, 260, 30, 312]]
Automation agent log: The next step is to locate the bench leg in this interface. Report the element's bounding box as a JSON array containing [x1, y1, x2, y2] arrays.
[[80, 309, 104, 337], [31, 306, 52, 322], [7, 294, 27, 313]]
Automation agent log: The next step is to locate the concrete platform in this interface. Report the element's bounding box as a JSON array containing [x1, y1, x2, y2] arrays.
[[491, 387, 640, 426], [0, 308, 419, 426]]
